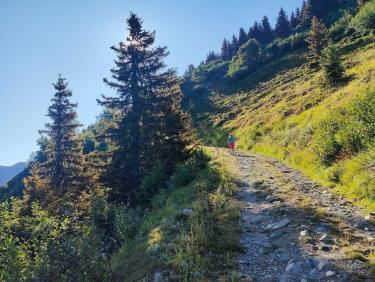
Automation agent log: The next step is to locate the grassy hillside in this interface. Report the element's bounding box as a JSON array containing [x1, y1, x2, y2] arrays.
[[223, 38, 375, 210], [111, 148, 241, 281], [183, 2, 375, 211]]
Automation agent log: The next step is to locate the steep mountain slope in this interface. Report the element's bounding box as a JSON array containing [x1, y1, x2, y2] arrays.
[[183, 2, 375, 211], [0, 162, 26, 186], [194, 38, 375, 210]]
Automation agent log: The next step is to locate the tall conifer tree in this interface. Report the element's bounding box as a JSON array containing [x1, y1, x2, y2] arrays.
[[275, 8, 291, 38], [290, 12, 299, 29], [230, 35, 240, 56], [238, 28, 248, 47], [221, 39, 231, 61], [98, 14, 192, 206], [306, 16, 329, 69], [23, 76, 86, 214], [260, 16, 274, 44], [248, 21, 262, 42]]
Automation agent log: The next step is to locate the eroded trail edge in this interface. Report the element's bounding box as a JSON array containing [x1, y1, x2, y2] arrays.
[[235, 151, 374, 282]]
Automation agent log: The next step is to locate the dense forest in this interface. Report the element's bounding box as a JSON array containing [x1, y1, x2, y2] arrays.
[[1, 0, 375, 281]]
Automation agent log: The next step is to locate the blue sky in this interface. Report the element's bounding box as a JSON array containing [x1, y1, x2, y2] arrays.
[[0, 0, 301, 165]]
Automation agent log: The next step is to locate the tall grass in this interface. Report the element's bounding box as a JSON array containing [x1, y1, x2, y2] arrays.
[[111, 149, 241, 280]]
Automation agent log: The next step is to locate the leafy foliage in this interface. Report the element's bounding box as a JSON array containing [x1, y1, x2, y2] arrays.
[[0, 201, 109, 281], [350, 0, 375, 33], [227, 39, 262, 79]]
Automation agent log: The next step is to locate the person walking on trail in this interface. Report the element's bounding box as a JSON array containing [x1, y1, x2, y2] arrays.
[[227, 133, 236, 152]]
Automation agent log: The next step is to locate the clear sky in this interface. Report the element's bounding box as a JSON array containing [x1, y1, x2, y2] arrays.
[[0, 0, 301, 166]]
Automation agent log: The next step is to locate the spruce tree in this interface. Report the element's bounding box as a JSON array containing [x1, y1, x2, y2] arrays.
[[42, 76, 83, 190], [227, 41, 235, 60], [290, 12, 299, 29], [248, 21, 262, 42], [295, 7, 302, 22], [24, 76, 86, 214], [275, 8, 291, 38], [306, 16, 330, 69], [320, 45, 345, 86], [206, 51, 218, 63], [302, 0, 338, 24], [98, 14, 192, 206], [260, 16, 274, 44], [221, 39, 230, 61], [238, 28, 248, 47], [301, 0, 312, 26], [230, 35, 240, 55], [137, 75, 193, 203]]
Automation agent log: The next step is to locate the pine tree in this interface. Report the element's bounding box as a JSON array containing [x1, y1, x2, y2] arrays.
[[227, 41, 235, 60], [137, 75, 193, 204], [206, 51, 218, 63], [98, 14, 192, 206], [260, 16, 274, 44], [238, 28, 248, 47], [306, 16, 330, 69], [42, 76, 83, 190], [290, 11, 299, 29], [302, 0, 338, 24], [301, 0, 312, 26], [295, 7, 302, 22], [24, 76, 86, 214], [320, 45, 345, 86], [230, 35, 240, 56], [248, 21, 262, 42], [275, 8, 291, 38], [221, 39, 230, 61]]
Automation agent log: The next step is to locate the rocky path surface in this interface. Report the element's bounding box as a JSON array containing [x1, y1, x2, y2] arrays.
[[235, 150, 375, 282]]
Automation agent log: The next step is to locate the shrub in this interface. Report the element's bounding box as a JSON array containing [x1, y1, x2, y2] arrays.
[[265, 32, 307, 58], [227, 39, 261, 79], [313, 86, 375, 165], [350, 1, 375, 33], [329, 12, 354, 41], [0, 200, 109, 281], [168, 150, 209, 190], [313, 117, 343, 165]]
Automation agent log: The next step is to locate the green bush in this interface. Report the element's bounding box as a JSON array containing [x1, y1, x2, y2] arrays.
[[313, 115, 344, 165], [265, 32, 307, 58], [168, 150, 209, 190], [227, 39, 261, 79], [192, 61, 228, 84], [313, 86, 375, 165], [0, 201, 109, 281], [329, 12, 354, 41], [350, 1, 375, 33]]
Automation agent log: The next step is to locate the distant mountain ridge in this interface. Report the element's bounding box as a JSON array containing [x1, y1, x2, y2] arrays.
[[0, 162, 26, 186]]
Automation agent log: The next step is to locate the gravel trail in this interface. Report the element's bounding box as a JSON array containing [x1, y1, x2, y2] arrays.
[[235, 151, 374, 282]]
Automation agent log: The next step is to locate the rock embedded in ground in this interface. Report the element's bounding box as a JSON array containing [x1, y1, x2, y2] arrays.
[[181, 208, 194, 215], [325, 270, 335, 277], [264, 219, 290, 230]]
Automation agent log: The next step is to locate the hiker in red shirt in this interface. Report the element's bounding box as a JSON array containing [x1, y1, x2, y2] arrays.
[[227, 133, 235, 151]]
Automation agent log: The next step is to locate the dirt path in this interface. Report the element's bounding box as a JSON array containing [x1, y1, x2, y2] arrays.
[[234, 150, 375, 282]]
